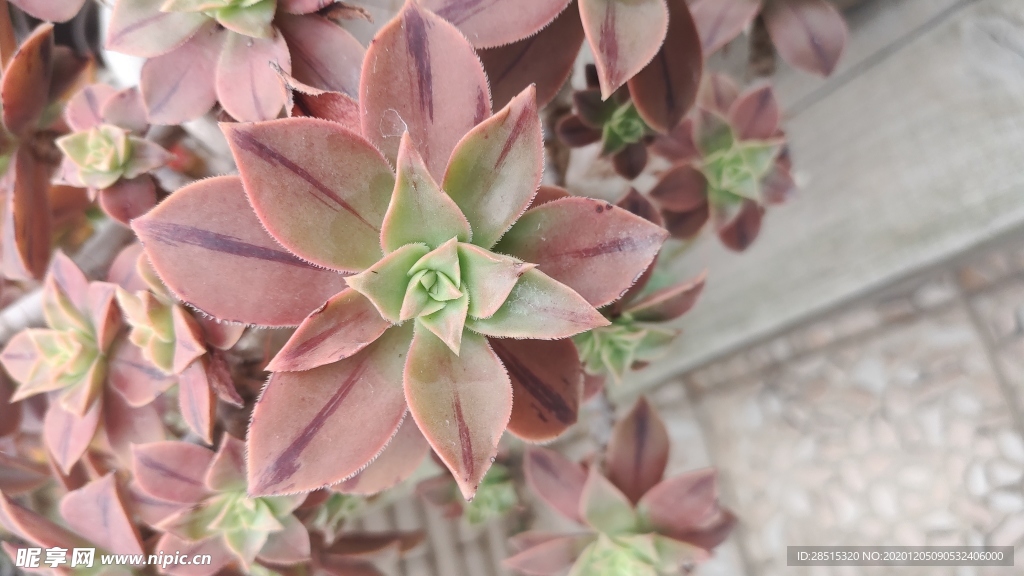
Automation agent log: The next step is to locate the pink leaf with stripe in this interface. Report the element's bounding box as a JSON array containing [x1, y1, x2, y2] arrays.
[[131, 441, 214, 504], [132, 176, 348, 326], [178, 360, 216, 444], [523, 447, 587, 523], [278, 13, 364, 97], [140, 24, 222, 125], [216, 30, 291, 122], [43, 398, 100, 474], [247, 324, 412, 496], [579, 0, 668, 99], [638, 468, 736, 550], [728, 82, 781, 140], [106, 0, 207, 58], [628, 0, 703, 133], [224, 118, 393, 273], [626, 272, 706, 322], [689, 0, 759, 55], [268, 289, 391, 373], [605, 397, 669, 504], [335, 417, 429, 495], [360, 0, 491, 180], [495, 197, 668, 308], [404, 326, 511, 499]]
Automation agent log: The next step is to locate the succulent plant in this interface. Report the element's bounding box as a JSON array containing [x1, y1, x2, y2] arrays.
[[648, 74, 795, 251], [0, 254, 168, 472], [507, 398, 735, 575], [55, 85, 170, 225], [132, 436, 311, 574], [132, 0, 668, 501], [690, 0, 848, 76], [0, 23, 90, 280], [105, 0, 365, 123]]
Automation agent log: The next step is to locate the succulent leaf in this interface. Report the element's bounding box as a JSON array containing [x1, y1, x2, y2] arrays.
[[346, 243, 431, 324], [336, 418, 430, 496], [132, 176, 349, 327], [140, 23, 223, 125], [216, 30, 291, 122], [605, 398, 670, 504], [223, 118, 393, 272], [496, 197, 668, 308], [580, 468, 640, 536], [443, 86, 543, 250], [579, 0, 669, 99], [458, 243, 534, 320], [494, 338, 582, 442], [382, 134, 472, 252], [404, 325, 511, 499], [466, 268, 609, 340], [360, 0, 492, 180], [247, 324, 412, 496], [763, 0, 847, 76], [268, 289, 392, 372], [107, 0, 209, 58], [524, 447, 588, 524]]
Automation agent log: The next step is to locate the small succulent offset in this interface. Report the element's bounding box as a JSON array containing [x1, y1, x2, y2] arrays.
[[0, 254, 120, 455], [557, 66, 656, 181], [690, 0, 848, 76], [105, 0, 365, 123], [132, 436, 310, 575], [649, 74, 795, 251], [133, 0, 668, 501], [56, 84, 170, 225], [507, 398, 735, 575]]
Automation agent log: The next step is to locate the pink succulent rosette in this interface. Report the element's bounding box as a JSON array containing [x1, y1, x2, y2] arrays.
[[0, 254, 168, 474], [690, 0, 848, 76], [131, 0, 669, 501], [132, 436, 311, 575], [55, 84, 171, 225], [648, 73, 796, 251], [507, 398, 736, 574], [105, 0, 366, 123]]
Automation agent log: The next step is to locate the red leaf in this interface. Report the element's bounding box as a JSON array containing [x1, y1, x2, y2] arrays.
[[0, 492, 85, 549], [523, 447, 587, 523], [728, 82, 781, 141], [496, 197, 668, 308], [503, 534, 592, 575], [1, 147, 53, 280], [605, 397, 669, 504], [404, 326, 511, 499], [649, 162, 707, 212], [99, 175, 157, 225], [638, 468, 735, 549], [132, 176, 348, 327], [247, 325, 412, 496], [360, 0, 491, 179], [491, 338, 581, 443], [478, 1, 585, 109], [1, 24, 53, 137], [763, 0, 847, 76], [626, 271, 706, 322], [628, 0, 703, 133]]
